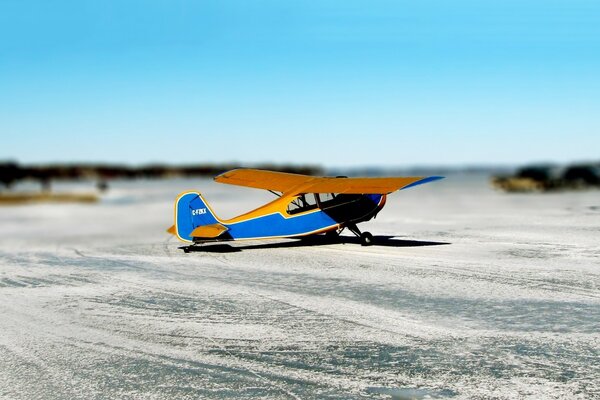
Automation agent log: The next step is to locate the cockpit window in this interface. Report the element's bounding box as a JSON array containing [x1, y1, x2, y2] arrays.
[[315, 193, 339, 208], [287, 193, 318, 215], [318, 193, 336, 203]]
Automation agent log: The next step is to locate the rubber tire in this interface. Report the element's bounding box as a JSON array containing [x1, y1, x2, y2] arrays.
[[183, 247, 191, 253], [360, 232, 374, 246]]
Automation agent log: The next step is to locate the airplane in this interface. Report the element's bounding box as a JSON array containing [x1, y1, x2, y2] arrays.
[[167, 168, 443, 252]]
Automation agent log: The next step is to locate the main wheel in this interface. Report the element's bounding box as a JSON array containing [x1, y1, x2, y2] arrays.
[[360, 232, 374, 246]]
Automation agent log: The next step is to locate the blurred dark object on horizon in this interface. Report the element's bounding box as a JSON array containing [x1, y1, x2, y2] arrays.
[[492, 162, 600, 192], [0, 161, 323, 192], [0, 192, 99, 205]]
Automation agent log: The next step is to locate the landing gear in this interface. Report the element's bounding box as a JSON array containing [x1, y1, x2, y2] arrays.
[[360, 231, 373, 246], [347, 223, 374, 246], [182, 244, 201, 253]]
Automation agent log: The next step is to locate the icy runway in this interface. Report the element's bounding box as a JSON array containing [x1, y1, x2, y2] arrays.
[[1, 176, 599, 399]]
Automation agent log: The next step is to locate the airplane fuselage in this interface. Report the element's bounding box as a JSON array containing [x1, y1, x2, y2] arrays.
[[174, 191, 387, 243], [170, 168, 443, 249]]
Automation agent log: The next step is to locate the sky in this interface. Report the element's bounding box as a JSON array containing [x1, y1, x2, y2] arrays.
[[1, 0, 599, 168]]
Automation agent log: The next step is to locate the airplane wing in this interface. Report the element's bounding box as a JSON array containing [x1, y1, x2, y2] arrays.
[[301, 175, 443, 194], [214, 169, 443, 194], [214, 169, 310, 193]]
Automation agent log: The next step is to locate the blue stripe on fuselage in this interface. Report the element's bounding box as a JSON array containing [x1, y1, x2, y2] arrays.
[[226, 210, 337, 239], [225, 194, 383, 240]]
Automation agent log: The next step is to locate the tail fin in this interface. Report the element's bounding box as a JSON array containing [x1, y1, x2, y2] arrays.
[[174, 191, 220, 242]]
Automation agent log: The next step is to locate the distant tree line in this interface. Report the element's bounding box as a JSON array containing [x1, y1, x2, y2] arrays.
[[492, 162, 600, 192], [0, 161, 323, 191]]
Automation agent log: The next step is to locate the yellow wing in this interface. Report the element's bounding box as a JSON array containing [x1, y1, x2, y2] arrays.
[[214, 169, 310, 193], [214, 169, 443, 194]]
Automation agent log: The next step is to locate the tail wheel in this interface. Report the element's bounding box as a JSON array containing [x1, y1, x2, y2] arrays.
[[360, 232, 374, 246]]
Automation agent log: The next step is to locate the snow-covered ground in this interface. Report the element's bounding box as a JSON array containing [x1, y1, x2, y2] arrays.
[[1, 175, 599, 399]]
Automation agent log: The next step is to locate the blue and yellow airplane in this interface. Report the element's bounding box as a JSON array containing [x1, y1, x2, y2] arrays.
[[167, 169, 443, 252]]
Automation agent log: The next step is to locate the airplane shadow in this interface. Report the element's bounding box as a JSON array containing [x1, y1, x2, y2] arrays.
[[179, 235, 450, 253]]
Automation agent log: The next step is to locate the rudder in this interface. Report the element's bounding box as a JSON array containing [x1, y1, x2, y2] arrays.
[[174, 191, 220, 242]]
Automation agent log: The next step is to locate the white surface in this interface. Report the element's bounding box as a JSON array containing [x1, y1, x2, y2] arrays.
[[0, 176, 599, 399]]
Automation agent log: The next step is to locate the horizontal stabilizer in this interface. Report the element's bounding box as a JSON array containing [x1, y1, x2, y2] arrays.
[[190, 223, 229, 238], [166, 225, 176, 235]]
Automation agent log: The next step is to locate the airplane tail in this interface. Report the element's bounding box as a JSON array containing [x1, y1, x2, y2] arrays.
[[171, 191, 221, 242]]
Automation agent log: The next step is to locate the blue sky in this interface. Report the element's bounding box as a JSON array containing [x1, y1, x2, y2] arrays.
[[1, 0, 599, 167]]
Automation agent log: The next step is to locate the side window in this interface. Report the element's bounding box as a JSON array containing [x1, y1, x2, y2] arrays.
[[316, 193, 338, 208], [287, 197, 302, 214], [287, 194, 318, 215], [318, 193, 336, 202]]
